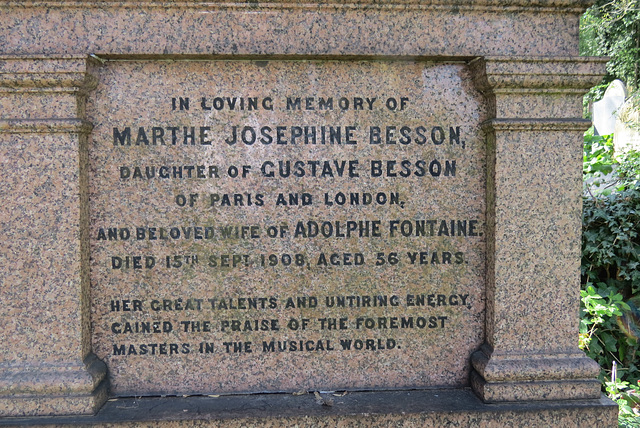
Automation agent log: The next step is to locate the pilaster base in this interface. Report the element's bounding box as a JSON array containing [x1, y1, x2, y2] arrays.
[[471, 344, 602, 403], [0, 354, 107, 417]]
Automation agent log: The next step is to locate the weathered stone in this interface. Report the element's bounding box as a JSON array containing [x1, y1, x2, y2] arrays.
[[0, 1, 615, 425]]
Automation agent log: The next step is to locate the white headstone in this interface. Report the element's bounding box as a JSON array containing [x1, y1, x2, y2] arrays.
[[614, 94, 640, 154], [593, 79, 627, 135]]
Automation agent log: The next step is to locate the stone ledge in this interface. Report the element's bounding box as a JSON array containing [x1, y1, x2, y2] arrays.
[[0, 119, 93, 134], [482, 118, 593, 132], [0, 0, 594, 13], [0, 389, 618, 427]]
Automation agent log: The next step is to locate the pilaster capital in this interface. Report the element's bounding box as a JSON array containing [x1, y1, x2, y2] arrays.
[[470, 56, 607, 95], [0, 54, 98, 94]]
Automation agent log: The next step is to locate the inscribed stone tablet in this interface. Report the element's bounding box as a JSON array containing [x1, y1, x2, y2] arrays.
[[88, 60, 486, 395]]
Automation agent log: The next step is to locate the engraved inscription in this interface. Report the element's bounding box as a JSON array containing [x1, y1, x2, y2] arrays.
[[88, 60, 487, 396]]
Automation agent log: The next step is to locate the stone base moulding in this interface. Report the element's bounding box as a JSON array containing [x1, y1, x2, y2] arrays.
[[471, 345, 602, 402], [0, 355, 108, 417]]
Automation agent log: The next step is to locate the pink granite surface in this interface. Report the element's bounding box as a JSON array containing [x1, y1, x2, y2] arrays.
[[87, 59, 487, 395], [0, 2, 584, 58], [0, 0, 615, 421]]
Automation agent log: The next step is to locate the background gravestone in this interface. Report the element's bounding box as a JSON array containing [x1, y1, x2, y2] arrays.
[[593, 79, 627, 135], [613, 95, 640, 154], [0, 1, 618, 426]]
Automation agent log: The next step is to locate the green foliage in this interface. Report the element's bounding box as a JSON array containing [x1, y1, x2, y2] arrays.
[[616, 149, 640, 186], [582, 163, 640, 296], [583, 130, 615, 191], [580, 0, 640, 98], [580, 284, 626, 350], [581, 123, 640, 425], [580, 284, 635, 380], [583, 129, 640, 193], [606, 368, 640, 426]]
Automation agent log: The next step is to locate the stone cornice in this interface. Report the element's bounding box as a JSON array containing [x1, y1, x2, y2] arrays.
[[0, 0, 594, 12]]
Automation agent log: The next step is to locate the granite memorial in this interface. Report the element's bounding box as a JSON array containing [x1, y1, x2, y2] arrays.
[[0, 0, 619, 426]]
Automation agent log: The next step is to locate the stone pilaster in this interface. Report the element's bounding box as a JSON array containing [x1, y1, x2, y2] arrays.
[[468, 57, 607, 402], [0, 55, 107, 416]]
